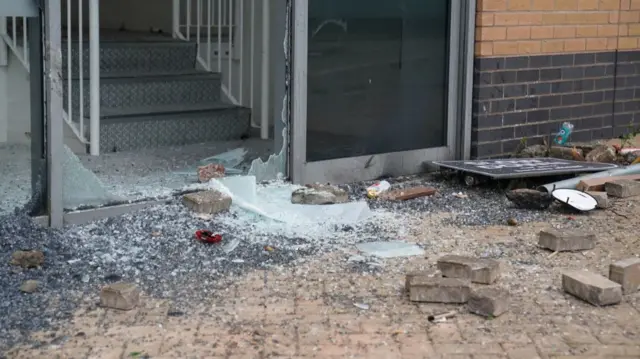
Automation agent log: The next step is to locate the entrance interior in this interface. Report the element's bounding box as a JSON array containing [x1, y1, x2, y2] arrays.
[[292, 0, 472, 184]]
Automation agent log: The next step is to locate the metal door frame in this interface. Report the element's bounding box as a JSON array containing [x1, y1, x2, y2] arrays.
[[289, 0, 476, 184], [0, 0, 62, 226]]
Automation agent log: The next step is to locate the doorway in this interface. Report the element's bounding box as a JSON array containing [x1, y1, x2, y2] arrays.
[[0, 0, 50, 219], [290, 0, 474, 184]]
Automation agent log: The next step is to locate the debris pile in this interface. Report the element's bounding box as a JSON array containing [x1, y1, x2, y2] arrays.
[[505, 165, 640, 213]]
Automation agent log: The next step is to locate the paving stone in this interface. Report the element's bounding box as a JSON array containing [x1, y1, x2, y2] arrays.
[[605, 179, 640, 198], [291, 183, 349, 205], [183, 190, 232, 214], [609, 258, 640, 294], [562, 270, 622, 306], [408, 277, 471, 303], [538, 229, 596, 252], [437, 255, 500, 284], [380, 186, 437, 201], [586, 191, 609, 209], [468, 288, 509, 318], [405, 270, 441, 292], [100, 282, 141, 311]]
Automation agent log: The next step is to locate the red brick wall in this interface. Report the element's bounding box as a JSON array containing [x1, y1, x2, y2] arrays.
[[475, 0, 640, 57]]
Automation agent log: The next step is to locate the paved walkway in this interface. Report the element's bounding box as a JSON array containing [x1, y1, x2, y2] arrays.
[[7, 202, 640, 359]]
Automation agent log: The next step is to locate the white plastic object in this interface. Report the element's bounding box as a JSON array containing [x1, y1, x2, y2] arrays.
[[366, 180, 391, 198], [551, 189, 597, 211]]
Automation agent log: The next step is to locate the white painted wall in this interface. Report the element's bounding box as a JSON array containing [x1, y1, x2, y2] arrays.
[[0, 48, 30, 145]]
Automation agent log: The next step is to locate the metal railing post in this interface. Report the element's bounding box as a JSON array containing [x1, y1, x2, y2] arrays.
[[173, 0, 180, 38], [260, 0, 270, 139], [89, 0, 100, 156]]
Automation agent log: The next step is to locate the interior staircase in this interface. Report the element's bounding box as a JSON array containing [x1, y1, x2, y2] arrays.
[[62, 33, 251, 154]]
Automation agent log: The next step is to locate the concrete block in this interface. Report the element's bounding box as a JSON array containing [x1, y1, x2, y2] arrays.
[[577, 174, 640, 192], [183, 190, 232, 214], [100, 283, 140, 310], [586, 191, 609, 209], [609, 258, 640, 294], [405, 270, 441, 292], [562, 270, 622, 306], [437, 255, 500, 284], [538, 229, 596, 252], [468, 288, 509, 317], [605, 179, 640, 198], [408, 277, 471, 303]]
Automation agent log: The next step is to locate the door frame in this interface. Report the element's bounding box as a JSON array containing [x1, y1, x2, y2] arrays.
[[289, 0, 476, 184]]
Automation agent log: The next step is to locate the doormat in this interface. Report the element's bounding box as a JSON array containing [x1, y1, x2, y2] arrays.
[[432, 158, 618, 179]]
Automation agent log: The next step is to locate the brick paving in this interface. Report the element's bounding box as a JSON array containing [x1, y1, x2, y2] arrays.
[[6, 200, 640, 359], [7, 258, 640, 359]]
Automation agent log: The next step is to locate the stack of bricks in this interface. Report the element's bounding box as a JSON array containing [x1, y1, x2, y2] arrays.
[[472, 0, 640, 158]]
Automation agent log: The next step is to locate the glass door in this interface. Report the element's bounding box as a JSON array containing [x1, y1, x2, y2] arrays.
[[291, 0, 470, 184]]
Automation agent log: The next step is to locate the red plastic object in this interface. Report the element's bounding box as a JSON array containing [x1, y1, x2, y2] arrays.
[[195, 230, 222, 243]]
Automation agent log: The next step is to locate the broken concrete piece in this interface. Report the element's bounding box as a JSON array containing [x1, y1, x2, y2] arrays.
[[100, 282, 140, 310], [586, 191, 609, 209], [576, 174, 640, 192], [380, 186, 437, 201], [437, 255, 500, 284], [585, 145, 616, 163], [10, 250, 44, 268], [624, 150, 640, 164], [19, 280, 40, 293], [408, 277, 471, 303], [538, 229, 596, 252], [468, 288, 509, 317], [197, 163, 225, 183], [549, 146, 583, 161], [609, 258, 640, 294], [291, 183, 349, 205], [562, 270, 622, 306], [505, 188, 553, 210], [517, 144, 547, 158], [605, 179, 640, 198], [183, 190, 232, 214], [405, 270, 441, 292]]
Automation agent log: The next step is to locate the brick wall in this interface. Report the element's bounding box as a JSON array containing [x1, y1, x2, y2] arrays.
[[471, 0, 640, 158]]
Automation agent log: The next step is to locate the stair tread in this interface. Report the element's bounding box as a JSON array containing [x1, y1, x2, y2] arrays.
[[99, 102, 247, 120], [67, 69, 219, 81]]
